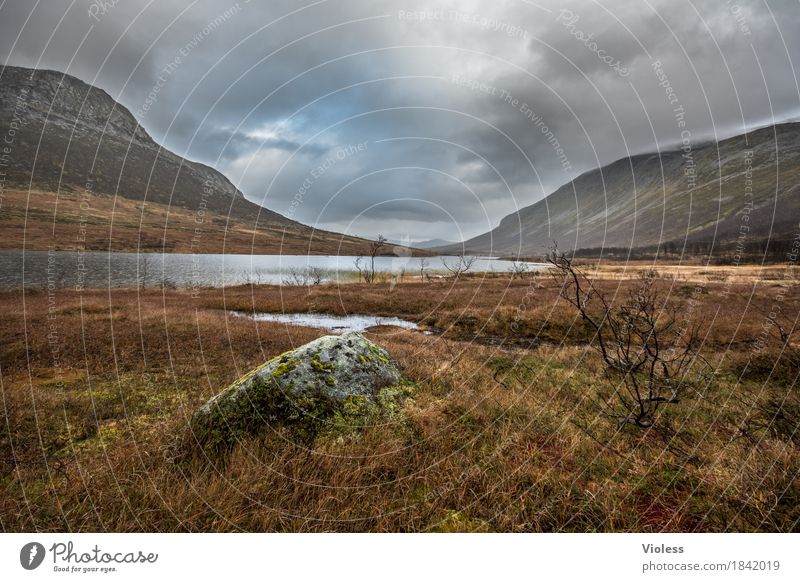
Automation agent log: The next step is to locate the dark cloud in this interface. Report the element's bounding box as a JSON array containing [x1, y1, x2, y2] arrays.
[[2, 0, 799, 241]]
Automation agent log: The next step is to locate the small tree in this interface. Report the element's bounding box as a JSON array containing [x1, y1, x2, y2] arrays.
[[419, 257, 428, 282], [547, 247, 704, 429], [441, 253, 477, 280], [138, 254, 150, 289], [365, 234, 388, 284], [282, 267, 308, 287], [508, 260, 529, 279], [282, 266, 324, 287], [307, 265, 324, 285]]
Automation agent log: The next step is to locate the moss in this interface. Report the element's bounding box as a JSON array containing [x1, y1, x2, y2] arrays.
[[272, 358, 298, 377], [189, 377, 413, 458], [182, 333, 408, 461], [318, 383, 414, 442], [321, 394, 373, 438], [190, 374, 340, 456], [310, 357, 335, 373], [368, 344, 391, 364], [375, 382, 413, 414]]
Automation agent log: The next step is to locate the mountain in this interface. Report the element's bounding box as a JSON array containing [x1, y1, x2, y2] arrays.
[[414, 238, 459, 249], [0, 65, 417, 255], [387, 237, 459, 249], [441, 123, 800, 260]]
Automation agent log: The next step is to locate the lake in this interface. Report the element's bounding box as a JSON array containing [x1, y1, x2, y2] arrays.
[[231, 311, 423, 333], [0, 250, 545, 289]]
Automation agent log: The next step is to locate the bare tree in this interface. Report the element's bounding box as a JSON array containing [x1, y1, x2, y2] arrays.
[[736, 309, 800, 443], [419, 257, 428, 282], [547, 247, 705, 429], [353, 256, 365, 283], [282, 267, 308, 287], [768, 309, 800, 347], [508, 260, 530, 279], [365, 234, 388, 284], [283, 266, 326, 287], [307, 265, 324, 285], [441, 253, 478, 280], [138, 253, 150, 289]]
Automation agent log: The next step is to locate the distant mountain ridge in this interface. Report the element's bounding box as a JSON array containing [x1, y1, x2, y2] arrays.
[[440, 123, 800, 259], [414, 238, 459, 249], [0, 65, 420, 255], [387, 237, 459, 249], [0, 65, 260, 219]]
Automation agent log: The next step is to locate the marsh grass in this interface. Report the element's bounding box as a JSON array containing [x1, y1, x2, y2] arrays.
[[1, 273, 798, 531]]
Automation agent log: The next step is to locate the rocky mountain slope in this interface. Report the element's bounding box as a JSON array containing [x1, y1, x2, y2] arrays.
[[0, 66, 413, 254], [442, 123, 800, 259], [0, 66, 263, 218]]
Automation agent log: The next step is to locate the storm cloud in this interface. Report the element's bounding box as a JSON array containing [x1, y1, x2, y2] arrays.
[[2, 0, 799, 241]]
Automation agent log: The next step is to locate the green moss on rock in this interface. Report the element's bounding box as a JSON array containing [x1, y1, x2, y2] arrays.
[[182, 332, 408, 459]]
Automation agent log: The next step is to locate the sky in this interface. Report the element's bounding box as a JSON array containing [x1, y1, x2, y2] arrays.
[[2, 0, 800, 242]]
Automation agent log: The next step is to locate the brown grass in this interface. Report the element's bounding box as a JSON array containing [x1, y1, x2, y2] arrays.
[[1, 271, 798, 532], [0, 189, 430, 255]]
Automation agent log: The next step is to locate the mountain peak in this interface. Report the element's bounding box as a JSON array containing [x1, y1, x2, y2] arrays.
[[444, 122, 800, 257], [1, 65, 152, 144], [0, 64, 254, 215]]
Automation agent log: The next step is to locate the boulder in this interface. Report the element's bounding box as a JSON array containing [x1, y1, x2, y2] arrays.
[[186, 332, 408, 455]]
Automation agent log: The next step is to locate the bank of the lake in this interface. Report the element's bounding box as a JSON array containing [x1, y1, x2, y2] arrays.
[[0, 250, 545, 289]]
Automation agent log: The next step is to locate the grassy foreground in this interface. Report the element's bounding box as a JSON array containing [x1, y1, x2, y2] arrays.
[[1, 269, 798, 532]]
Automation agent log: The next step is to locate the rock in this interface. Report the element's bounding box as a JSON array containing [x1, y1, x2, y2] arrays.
[[185, 332, 408, 455]]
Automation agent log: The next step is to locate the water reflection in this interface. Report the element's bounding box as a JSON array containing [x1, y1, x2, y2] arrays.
[[0, 250, 545, 289], [232, 311, 421, 333]]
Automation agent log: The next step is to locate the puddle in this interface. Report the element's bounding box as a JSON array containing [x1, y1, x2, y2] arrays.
[[231, 311, 421, 333]]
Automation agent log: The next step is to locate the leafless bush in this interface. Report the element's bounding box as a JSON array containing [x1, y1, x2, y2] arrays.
[[282, 266, 326, 287], [354, 256, 365, 282], [138, 254, 151, 289], [307, 265, 324, 285], [353, 235, 389, 283], [548, 248, 706, 429], [508, 260, 529, 279], [366, 235, 388, 283], [737, 309, 800, 443], [442, 253, 478, 280]]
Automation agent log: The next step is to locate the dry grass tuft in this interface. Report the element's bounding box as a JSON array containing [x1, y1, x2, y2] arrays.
[[1, 272, 798, 531]]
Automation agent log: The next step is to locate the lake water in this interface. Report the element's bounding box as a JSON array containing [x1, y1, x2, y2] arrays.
[[232, 311, 422, 333], [0, 250, 545, 289]]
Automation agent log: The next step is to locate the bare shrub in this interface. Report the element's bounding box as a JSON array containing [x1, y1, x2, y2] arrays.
[[354, 256, 365, 282], [508, 260, 529, 279], [281, 266, 326, 287], [547, 248, 706, 429], [365, 235, 388, 283], [442, 253, 478, 280], [138, 253, 151, 289], [419, 257, 428, 281], [737, 309, 800, 443], [307, 265, 324, 285], [352, 235, 390, 283]]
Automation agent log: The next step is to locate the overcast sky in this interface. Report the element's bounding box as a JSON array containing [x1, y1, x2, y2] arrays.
[[2, 0, 799, 241]]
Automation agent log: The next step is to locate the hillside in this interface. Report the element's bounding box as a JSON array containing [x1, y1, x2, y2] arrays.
[[0, 66, 415, 255], [442, 123, 800, 259]]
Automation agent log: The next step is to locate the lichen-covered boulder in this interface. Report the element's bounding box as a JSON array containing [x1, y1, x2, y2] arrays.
[[185, 332, 408, 455]]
